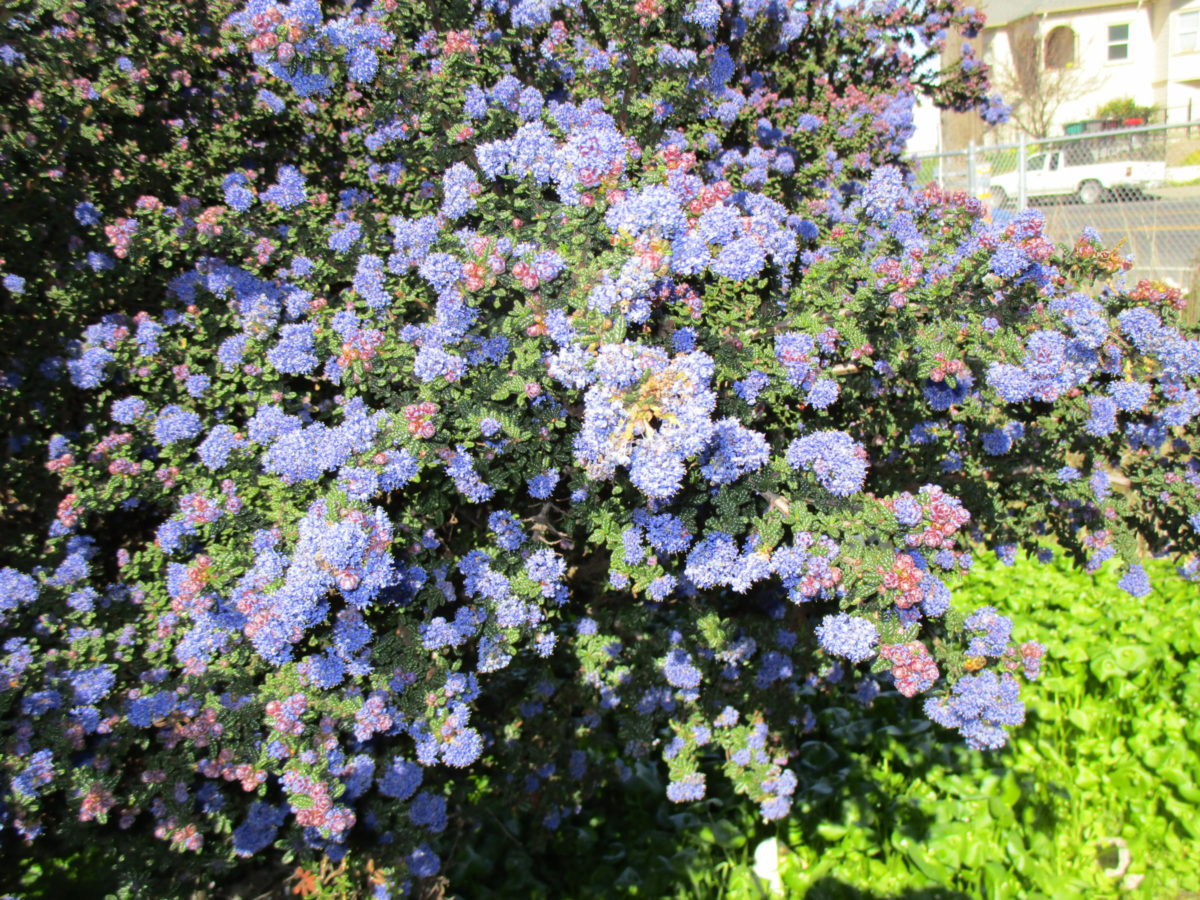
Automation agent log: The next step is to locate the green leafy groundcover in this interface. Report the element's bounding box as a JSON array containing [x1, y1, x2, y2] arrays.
[[11, 551, 1198, 899], [768, 551, 1200, 900]]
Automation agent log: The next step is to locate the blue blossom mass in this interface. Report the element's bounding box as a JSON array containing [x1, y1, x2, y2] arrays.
[[0, 0, 1194, 891]]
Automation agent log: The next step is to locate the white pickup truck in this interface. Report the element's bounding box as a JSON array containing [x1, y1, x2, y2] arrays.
[[990, 149, 1165, 207]]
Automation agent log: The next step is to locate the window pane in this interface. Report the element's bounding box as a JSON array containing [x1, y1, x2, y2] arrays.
[[1109, 24, 1129, 41], [1182, 11, 1199, 51], [1109, 42, 1129, 60]]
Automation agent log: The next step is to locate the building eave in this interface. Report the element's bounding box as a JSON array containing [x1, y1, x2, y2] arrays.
[[981, 0, 1142, 31]]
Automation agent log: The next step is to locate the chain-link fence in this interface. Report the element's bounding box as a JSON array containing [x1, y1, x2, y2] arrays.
[[911, 121, 1200, 323]]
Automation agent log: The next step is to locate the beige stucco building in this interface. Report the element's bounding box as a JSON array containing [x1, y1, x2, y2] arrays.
[[934, 0, 1200, 150]]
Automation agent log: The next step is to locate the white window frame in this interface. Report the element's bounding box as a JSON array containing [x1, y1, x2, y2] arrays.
[[1180, 10, 1200, 54], [1107, 22, 1130, 62]]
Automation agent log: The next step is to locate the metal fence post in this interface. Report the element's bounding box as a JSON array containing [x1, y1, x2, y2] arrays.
[[1017, 133, 1027, 210], [967, 140, 977, 196]]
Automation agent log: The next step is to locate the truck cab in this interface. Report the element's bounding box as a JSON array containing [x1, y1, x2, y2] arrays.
[[991, 145, 1165, 208]]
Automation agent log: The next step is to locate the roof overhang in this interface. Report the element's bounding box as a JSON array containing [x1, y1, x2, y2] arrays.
[[982, 0, 1140, 30]]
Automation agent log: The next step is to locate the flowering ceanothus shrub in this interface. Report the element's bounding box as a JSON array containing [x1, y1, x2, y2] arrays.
[[1, 0, 1198, 893]]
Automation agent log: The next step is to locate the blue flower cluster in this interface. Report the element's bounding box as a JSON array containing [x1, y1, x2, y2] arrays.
[[815, 613, 878, 663], [924, 672, 1025, 751], [785, 430, 869, 497], [573, 346, 717, 500]]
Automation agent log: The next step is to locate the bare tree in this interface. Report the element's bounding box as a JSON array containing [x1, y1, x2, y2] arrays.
[[990, 23, 1104, 138]]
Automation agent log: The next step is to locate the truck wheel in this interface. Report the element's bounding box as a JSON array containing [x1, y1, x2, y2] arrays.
[[990, 187, 1008, 210], [1077, 180, 1104, 205]]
